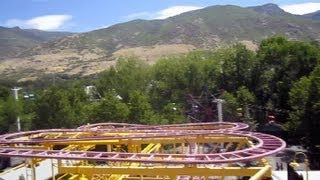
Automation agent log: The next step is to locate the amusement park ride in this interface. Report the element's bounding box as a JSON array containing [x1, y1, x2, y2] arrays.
[[0, 87, 286, 179], [0, 121, 286, 180]]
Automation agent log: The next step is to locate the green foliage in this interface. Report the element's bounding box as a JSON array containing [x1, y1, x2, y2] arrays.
[[1, 36, 320, 147], [0, 97, 24, 132], [97, 57, 151, 100], [305, 66, 320, 144], [161, 103, 186, 124], [221, 92, 238, 121], [20, 98, 35, 131], [286, 76, 311, 131], [88, 91, 129, 123], [0, 86, 10, 100], [236, 86, 255, 105], [33, 84, 88, 129], [149, 57, 188, 108], [255, 37, 319, 110], [216, 44, 256, 92], [149, 51, 221, 112], [235, 87, 257, 130], [127, 91, 153, 124]]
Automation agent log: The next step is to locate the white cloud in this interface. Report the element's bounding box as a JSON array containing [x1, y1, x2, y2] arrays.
[[100, 25, 111, 29], [280, 2, 320, 15], [125, 5, 203, 20], [4, 19, 25, 27], [154, 6, 203, 19], [92, 24, 111, 31], [4, 15, 72, 31]]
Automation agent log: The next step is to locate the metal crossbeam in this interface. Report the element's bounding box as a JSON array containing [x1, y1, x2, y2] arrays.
[[58, 166, 271, 178], [0, 122, 285, 180]]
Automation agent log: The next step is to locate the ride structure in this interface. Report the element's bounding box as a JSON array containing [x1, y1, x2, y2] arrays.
[[0, 122, 286, 180]]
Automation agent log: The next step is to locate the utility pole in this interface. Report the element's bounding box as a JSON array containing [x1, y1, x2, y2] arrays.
[[12, 87, 21, 131], [214, 99, 225, 122], [213, 98, 225, 152]]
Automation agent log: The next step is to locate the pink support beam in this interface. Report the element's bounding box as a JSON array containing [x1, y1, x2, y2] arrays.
[[0, 122, 286, 165]]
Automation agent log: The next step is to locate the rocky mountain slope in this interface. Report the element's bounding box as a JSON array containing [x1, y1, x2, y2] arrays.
[[303, 10, 320, 21], [1, 4, 320, 81], [0, 26, 73, 59]]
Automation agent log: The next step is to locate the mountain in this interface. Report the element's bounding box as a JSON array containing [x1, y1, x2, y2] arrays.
[[303, 10, 320, 21], [1, 4, 320, 81], [0, 26, 73, 59], [248, 3, 290, 16]]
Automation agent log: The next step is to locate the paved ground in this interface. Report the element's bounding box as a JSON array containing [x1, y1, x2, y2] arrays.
[[0, 159, 57, 180], [272, 170, 320, 180]]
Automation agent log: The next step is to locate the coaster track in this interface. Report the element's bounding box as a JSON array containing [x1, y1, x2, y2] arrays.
[[0, 122, 286, 180]]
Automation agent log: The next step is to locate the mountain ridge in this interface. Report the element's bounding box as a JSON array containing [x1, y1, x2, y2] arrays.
[[1, 4, 320, 81], [248, 3, 291, 16], [0, 26, 74, 59], [303, 10, 320, 21]]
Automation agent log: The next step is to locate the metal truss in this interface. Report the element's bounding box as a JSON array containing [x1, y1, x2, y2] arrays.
[[0, 122, 285, 180]]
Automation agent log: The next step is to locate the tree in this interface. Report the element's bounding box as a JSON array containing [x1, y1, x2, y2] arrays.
[[149, 57, 189, 109], [287, 76, 311, 132], [97, 57, 151, 101], [235, 86, 257, 129], [88, 91, 130, 123], [149, 53, 215, 112], [127, 91, 153, 124], [253, 36, 290, 107], [304, 66, 320, 144], [254, 36, 319, 124], [20, 98, 35, 131], [0, 86, 10, 100], [33, 84, 89, 129], [286, 64, 320, 145], [0, 97, 22, 133], [161, 103, 186, 124], [216, 44, 255, 92], [0, 86, 12, 133], [221, 91, 239, 121]]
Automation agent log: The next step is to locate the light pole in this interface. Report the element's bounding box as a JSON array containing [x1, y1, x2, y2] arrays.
[[214, 99, 224, 122], [11, 87, 21, 131], [213, 98, 225, 152], [289, 151, 309, 180]]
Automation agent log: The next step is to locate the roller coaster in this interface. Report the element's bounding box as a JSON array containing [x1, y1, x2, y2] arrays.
[[0, 122, 286, 180]]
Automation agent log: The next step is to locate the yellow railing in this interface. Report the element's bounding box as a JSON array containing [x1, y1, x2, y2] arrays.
[[108, 143, 161, 180]]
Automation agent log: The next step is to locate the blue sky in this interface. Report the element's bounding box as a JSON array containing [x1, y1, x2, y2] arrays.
[[1, 0, 320, 32]]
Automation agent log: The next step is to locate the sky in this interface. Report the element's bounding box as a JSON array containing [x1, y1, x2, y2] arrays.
[[1, 0, 320, 32]]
